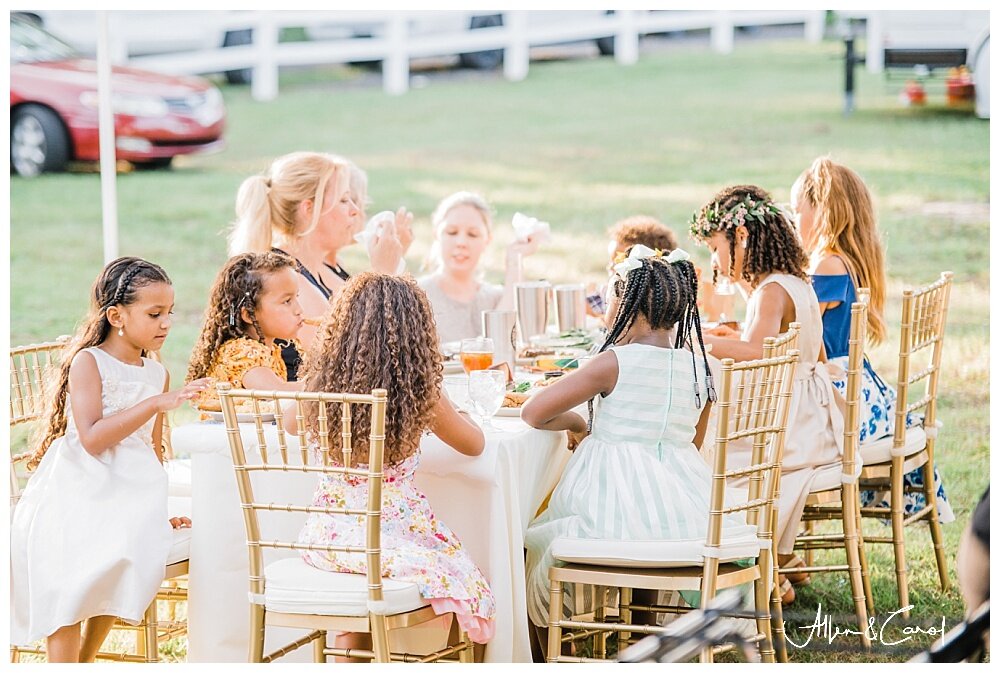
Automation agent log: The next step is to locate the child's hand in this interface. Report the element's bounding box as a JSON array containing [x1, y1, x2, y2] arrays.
[[169, 516, 192, 529], [705, 324, 740, 339], [157, 378, 213, 412], [567, 427, 589, 452]]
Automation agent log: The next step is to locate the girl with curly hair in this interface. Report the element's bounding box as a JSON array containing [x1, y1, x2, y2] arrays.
[[792, 157, 952, 523], [690, 184, 843, 603], [11, 257, 210, 660], [186, 251, 305, 411], [289, 272, 495, 651]]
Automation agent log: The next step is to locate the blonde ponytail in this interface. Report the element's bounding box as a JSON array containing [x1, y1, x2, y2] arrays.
[[229, 175, 273, 255]]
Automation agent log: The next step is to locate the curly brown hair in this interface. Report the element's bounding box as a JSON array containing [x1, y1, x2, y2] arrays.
[[692, 184, 808, 287], [28, 257, 171, 470], [299, 272, 443, 466], [609, 215, 679, 253], [186, 251, 297, 382]]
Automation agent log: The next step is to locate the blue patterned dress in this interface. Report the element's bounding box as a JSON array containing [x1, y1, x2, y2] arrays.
[[812, 273, 953, 523]]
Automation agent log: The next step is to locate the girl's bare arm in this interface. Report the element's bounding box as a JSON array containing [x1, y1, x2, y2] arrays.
[[703, 283, 790, 362], [521, 350, 618, 432], [429, 394, 485, 456]]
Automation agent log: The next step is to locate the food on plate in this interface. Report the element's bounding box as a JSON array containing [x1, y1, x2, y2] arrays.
[[503, 391, 531, 408]]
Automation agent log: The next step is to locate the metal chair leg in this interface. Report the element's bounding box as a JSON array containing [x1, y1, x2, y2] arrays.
[[889, 457, 910, 617], [547, 578, 563, 663], [922, 460, 950, 591]]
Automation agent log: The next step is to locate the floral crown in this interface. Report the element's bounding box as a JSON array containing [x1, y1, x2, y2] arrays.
[[689, 193, 784, 239]]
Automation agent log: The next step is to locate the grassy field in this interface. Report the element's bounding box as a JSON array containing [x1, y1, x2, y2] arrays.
[[9, 36, 989, 663]]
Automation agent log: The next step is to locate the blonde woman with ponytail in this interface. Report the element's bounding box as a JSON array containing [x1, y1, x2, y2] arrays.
[[11, 257, 211, 661], [228, 152, 411, 379], [792, 156, 953, 523]]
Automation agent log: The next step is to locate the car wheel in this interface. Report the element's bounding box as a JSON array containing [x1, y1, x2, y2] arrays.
[[11, 105, 70, 178], [596, 10, 615, 56], [223, 29, 253, 85], [132, 157, 174, 170], [459, 14, 504, 70]]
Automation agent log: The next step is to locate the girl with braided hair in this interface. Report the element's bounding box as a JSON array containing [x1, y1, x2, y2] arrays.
[[690, 184, 843, 602], [11, 257, 211, 661], [791, 157, 953, 525], [187, 251, 306, 411], [521, 247, 758, 637]]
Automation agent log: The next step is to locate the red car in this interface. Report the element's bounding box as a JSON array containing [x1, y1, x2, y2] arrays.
[[10, 15, 225, 177]]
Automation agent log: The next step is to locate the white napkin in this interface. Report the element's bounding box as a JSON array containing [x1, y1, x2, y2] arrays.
[[355, 210, 405, 274], [511, 212, 551, 244]]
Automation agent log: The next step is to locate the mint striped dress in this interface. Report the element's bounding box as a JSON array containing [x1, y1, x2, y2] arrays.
[[523, 343, 756, 628]]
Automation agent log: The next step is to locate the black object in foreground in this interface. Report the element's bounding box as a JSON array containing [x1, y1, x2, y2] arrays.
[[909, 600, 989, 663]]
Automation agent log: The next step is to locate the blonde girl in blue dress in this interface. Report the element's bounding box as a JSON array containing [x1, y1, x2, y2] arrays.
[[521, 246, 758, 637], [792, 156, 953, 523], [10, 257, 211, 662]]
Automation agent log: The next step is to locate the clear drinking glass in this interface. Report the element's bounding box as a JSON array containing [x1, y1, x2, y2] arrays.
[[714, 275, 736, 324], [460, 337, 494, 374], [468, 369, 506, 431]]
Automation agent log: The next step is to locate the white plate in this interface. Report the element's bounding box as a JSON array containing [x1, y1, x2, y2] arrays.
[[204, 411, 276, 424], [495, 407, 523, 417]]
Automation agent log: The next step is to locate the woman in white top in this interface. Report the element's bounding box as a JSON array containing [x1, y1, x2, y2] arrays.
[[690, 184, 844, 604], [417, 192, 540, 344]]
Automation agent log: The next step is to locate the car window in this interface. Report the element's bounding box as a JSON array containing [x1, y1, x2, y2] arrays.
[[10, 18, 79, 64]]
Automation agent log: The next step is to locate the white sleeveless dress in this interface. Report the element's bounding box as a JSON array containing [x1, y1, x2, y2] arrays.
[[723, 274, 844, 555], [523, 343, 758, 628], [10, 347, 172, 645]]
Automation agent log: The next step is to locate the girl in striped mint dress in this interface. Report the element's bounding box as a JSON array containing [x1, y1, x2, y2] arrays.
[[521, 245, 757, 631]]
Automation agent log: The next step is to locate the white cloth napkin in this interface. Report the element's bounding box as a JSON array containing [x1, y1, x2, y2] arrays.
[[355, 210, 405, 274], [511, 212, 551, 243]]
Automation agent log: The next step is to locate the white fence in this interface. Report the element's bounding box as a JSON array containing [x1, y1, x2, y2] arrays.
[[128, 10, 826, 100]]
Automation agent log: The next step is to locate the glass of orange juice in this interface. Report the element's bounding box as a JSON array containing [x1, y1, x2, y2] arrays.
[[460, 337, 494, 374]]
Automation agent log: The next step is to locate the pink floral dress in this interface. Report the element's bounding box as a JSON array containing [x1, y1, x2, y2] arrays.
[[298, 452, 496, 643]]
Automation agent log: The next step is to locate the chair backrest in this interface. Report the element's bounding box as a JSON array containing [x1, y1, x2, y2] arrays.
[[10, 337, 70, 509], [762, 322, 800, 359], [893, 272, 953, 446], [10, 337, 69, 427], [145, 349, 173, 460], [217, 384, 389, 611], [706, 349, 799, 555], [841, 300, 869, 483]]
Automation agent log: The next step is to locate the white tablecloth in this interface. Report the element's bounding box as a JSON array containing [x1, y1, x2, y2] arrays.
[[172, 416, 568, 663]]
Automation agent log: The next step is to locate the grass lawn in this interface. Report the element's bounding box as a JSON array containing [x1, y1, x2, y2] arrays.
[[9, 35, 989, 663]]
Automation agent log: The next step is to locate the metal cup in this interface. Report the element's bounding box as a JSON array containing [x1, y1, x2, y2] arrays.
[[554, 284, 586, 332], [515, 281, 551, 344], [482, 309, 518, 372]]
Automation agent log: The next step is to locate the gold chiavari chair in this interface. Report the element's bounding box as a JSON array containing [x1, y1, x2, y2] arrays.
[[9, 340, 189, 663], [217, 383, 475, 663], [544, 348, 798, 663], [760, 323, 799, 663], [856, 272, 954, 614], [790, 301, 874, 650]]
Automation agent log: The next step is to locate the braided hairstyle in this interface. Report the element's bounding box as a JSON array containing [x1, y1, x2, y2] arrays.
[[299, 273, 443, 466], [27, 257, 171, 470], [186, 251, 297, 382], [690, 184, 808, 287], [588, 252, 715, 430]]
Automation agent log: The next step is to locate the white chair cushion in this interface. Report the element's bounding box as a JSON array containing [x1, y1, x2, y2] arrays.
[[859, 426, 927, 466], [263, 557, 429, 616], [809, 461, 849, 494], [551, 531, 762, 568], [165, 458, 192, 498]]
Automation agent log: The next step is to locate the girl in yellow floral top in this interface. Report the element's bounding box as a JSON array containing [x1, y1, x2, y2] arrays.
[[187, 251, 305, 409]]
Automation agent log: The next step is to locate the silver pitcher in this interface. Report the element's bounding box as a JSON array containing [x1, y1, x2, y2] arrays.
[[554, 284, 587, 332], [515, 281, 551, 343], [482, 309, 518, 372]]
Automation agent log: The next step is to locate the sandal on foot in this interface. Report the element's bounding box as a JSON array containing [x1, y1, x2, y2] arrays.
[[779, 555, 811, 587], [779, 578, 796, 606]]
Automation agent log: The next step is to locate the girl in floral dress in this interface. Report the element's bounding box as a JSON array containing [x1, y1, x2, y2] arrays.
[[186, 251, 306, 409], [292, 273, 495, 648], [791, 156, 953, 522]]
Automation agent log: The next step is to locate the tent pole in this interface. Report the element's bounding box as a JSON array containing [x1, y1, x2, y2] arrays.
[[96, 10, 119, 263]]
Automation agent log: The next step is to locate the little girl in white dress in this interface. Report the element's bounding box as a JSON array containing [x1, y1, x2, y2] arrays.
[[10, 257, 209, 662]]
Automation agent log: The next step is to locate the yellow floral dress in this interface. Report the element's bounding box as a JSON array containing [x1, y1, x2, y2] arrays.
[[195, 337, 292, 410], [298, 451, 496, 643]]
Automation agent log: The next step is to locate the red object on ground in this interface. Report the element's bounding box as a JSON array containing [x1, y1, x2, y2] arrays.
[[904, 80, 927, 106]]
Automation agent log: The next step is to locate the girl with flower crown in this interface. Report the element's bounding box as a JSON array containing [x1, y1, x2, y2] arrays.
[[690, 184, 844, 604], [520, 246, 758, 647]]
